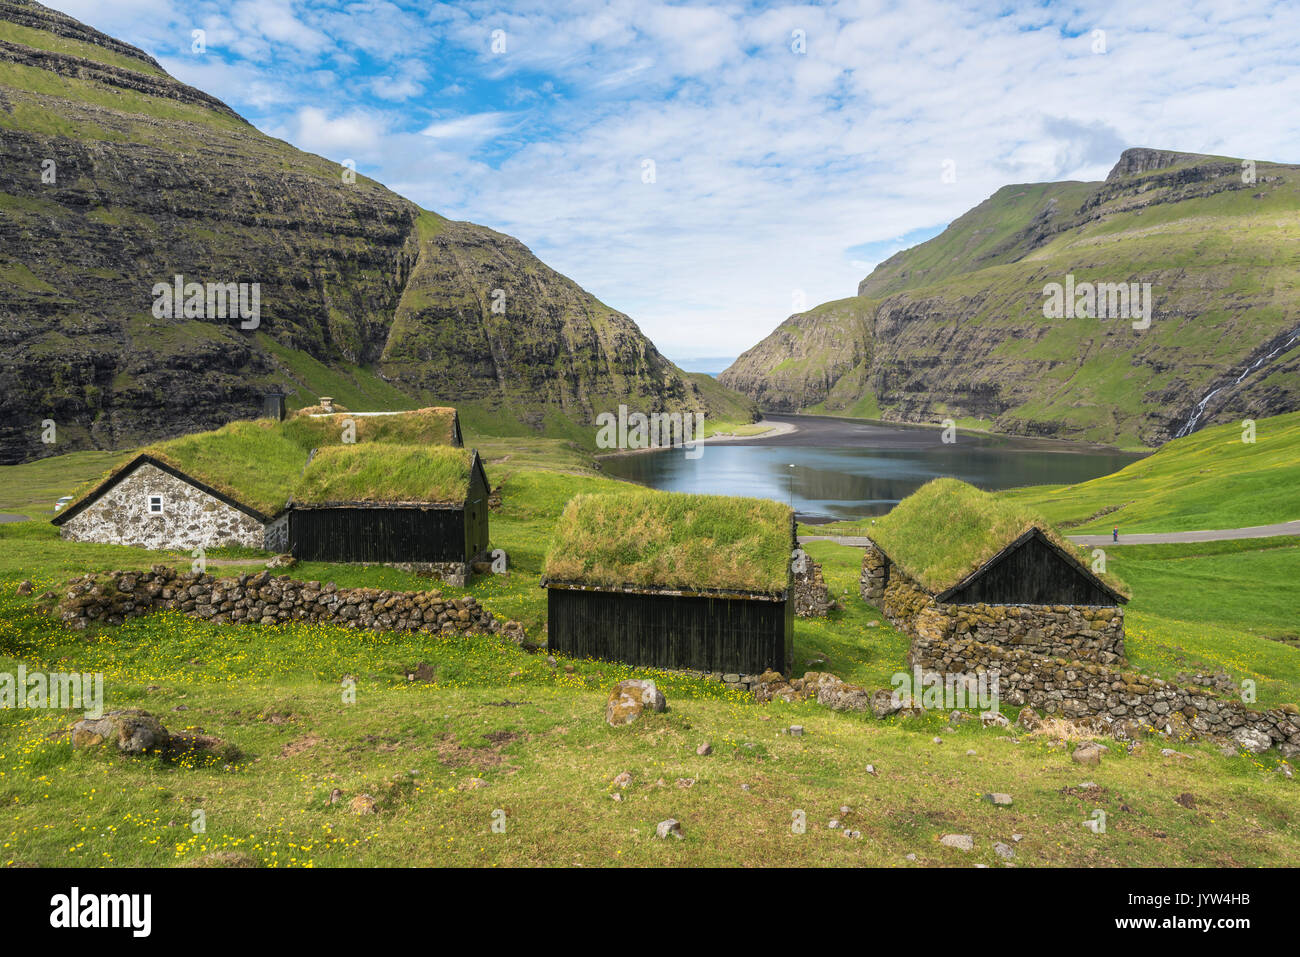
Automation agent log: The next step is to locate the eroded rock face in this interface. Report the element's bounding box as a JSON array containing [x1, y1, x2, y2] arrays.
[[605, 679, 667, 726], [721, 148, 1300, 446], [0, 1, 751, 464]]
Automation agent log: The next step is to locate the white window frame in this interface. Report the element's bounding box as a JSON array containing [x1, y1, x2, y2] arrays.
[[147, 494, 164, 515]]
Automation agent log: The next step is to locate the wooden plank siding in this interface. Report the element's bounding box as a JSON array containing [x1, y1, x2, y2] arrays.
[[546, 586, 792, 675], [290, 505, 473, 563], [940, 530, 1121, 606]]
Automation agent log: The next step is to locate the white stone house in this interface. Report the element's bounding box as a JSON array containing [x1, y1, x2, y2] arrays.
[[52, 454, 286, 552]]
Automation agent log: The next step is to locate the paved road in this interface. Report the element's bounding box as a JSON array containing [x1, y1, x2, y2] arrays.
[[1068, 520, 1300, 546], [0, 513, 28, 523], [800, 520, 1300, 550]]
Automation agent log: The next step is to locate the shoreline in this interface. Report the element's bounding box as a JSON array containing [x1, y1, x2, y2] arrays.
[[592, 417, 800, 460]]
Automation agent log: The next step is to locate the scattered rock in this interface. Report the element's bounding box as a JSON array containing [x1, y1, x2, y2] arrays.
[[985, 793, 1013, 806], [696, 741, 712, 756], [265, 553, 297, 569], [980, 711, 1010, 729], [932, 736, 943, 744], [612, 771, 632, 789], [605, 679, 667, 726], [16, 580, 33, 596], [1016, 706, 1042, 731], [992, 841, 1015, 860], [788, 725, 804, 737], [1174, 792, 1197, 809], [675, 778, 695, 789], [939, 834, 974, 852], [1072, 742, 1105, 766], [71, 709, 169, 756], [328, 788, 342, 805], [655, 819, 683, 840], [871, 688, 902, 719]]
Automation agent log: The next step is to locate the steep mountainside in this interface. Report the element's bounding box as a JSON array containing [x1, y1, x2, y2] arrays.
[[0, 0, 753, 464], [721, 148, 1300, 447]]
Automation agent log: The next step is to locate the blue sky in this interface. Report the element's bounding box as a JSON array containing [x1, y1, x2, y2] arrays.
[[49, 0, 1300, 362]]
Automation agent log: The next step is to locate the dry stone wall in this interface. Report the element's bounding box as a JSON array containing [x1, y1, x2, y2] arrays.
[[910, 634, 1300, 757], [54, 566, 521, 642], [793, 558, 832, 618], [60, 463, 267, 550]]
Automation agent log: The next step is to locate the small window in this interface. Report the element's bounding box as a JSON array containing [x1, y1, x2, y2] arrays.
[[148, 495, 164, 515]]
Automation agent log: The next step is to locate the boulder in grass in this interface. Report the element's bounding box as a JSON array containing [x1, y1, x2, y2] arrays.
[[1016, 706, 1042, 732], [1072, 742, 1105, 766], [655, 819, 683, 840], [71, 709, 169, 755], [605, 679, 666, 726]]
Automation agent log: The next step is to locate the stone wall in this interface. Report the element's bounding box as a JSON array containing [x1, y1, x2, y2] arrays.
[[54, 566, 520, 642], [60, 463, 268, 551], [910, 634, 1300, 757], [793, 558, 832, 618], [859, 539, 887, 603], [864, 545, 1124, 665]]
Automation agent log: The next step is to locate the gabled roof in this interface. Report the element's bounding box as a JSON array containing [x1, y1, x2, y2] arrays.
[[870, 477, 1129, 599], [290, 445, 483, 506], [50, 453, 272, 526], [543, 490, 793, 596], [933, 527, 1128, 605], [51, 407, 472, 525]]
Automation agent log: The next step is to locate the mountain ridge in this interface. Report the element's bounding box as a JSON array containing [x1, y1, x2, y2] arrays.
[[0, 0, 754, 464], [722, 147, 1300, 447]]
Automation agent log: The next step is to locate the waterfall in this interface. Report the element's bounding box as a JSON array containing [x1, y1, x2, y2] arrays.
[[1174, 325, 1300, 438]]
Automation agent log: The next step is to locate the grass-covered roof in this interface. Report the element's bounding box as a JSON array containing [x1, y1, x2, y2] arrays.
[[60, 408, 466, 518], [285, 407, 459, 447], [292, 445, 474, 505], [544, 490, 793, 595], [869, 478, 1128, 597]]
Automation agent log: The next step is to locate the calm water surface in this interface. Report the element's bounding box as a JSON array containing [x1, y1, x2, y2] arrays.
[[598, 414, 1145, 523]]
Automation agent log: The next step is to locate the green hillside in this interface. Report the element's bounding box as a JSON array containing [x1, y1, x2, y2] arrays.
[[0, 0, 754, 466], [722, 148, 1300, 448]]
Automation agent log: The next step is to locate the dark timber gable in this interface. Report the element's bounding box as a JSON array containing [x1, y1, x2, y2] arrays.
[[936, 528, 1126, 606]]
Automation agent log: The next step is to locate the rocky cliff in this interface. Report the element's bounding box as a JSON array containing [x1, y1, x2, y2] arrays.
[[722, 148, 1300, 447], [0, 0, 753, 464]]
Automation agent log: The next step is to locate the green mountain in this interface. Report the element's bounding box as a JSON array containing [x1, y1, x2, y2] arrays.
[[0, 0, 753, 464], [721, 148, 1300, 448]]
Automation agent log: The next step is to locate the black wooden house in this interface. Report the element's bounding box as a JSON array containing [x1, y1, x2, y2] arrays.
[[541, 492, 794, 675], [288, 446, 490, 566]]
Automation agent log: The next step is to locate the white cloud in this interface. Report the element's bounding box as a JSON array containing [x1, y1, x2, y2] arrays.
[[41, 0, 1300, 360]]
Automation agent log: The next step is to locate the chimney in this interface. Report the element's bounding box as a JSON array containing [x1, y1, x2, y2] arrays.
[[262, 392, 287, 421], [319, 396, 334, 413]]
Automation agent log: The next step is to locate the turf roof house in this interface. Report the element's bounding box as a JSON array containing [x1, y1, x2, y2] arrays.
[[52, 406, 469, 561], [860, 479, 1129, 664], [288, 444, 490, 583], [542, 491, 796, 676]]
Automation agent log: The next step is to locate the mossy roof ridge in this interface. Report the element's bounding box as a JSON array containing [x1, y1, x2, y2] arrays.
[[291, 443, 474, 505], [870, 477, 1129, 597], [284, 406, 459, 447], [543, 490, 793, 595]]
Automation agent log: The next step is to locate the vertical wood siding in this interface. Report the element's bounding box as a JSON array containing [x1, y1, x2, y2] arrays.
[[290, 506, 471, 563], [547, 587, 791, 674]]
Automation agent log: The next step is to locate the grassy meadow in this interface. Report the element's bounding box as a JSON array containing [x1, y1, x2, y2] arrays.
[[0, 423, 1297, 867]]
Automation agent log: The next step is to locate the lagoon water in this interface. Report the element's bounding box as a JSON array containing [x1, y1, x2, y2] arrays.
[[598, 414, 1144, 524]]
